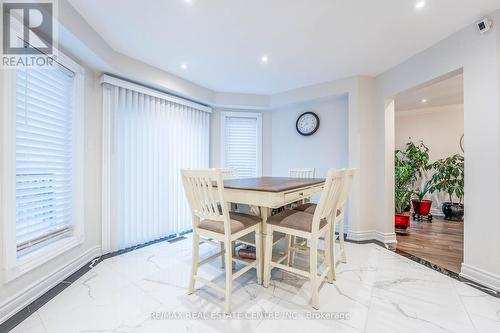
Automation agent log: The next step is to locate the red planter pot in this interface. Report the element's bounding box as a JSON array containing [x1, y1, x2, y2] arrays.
[[412, 199, 432, 216], [395, 214, 410, 229]]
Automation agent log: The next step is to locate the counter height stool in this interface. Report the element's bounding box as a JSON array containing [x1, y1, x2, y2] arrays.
[[293, 168, 356, 264], [287, 168, 316, 265], [288, 167, 316, 179], [181, 168, 262, 313], [262, 169, 345, 309]]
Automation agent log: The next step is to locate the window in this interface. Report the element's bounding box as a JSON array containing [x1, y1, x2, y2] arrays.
[[1, 52, 84, 281], [221, 112, 262, 178], [101, 75, 211, 252], [15, 65, 76, 255]]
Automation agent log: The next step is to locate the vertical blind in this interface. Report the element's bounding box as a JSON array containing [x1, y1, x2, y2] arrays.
[[15, 66, 76, 253], [223, 115, 259, 178], [106, 84, 210, 250]]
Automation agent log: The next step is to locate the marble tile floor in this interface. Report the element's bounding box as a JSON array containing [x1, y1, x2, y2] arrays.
[[9, 237, 500, 333]]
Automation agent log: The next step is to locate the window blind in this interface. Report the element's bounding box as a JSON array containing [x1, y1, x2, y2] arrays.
[[104, 83, 210, 251], [223, 115, 260, 178], [15, 66, 76, 253]]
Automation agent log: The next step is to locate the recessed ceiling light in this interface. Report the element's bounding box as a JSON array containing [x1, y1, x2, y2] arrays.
[[421, 98, 428, 103], [415, 1, 426, 10], [261, 55, 268, 64], [181, 63, 188, 69]]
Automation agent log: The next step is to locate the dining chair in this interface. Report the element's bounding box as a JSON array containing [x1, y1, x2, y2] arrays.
[[288, 167, 316, 206], [286, 167, 316, 265], [293, 168, 356, 264], [220, 168, 238, 269], [263, 169, 345, 309], [181, 168, 262, 312], [288, 167, 316, 179]]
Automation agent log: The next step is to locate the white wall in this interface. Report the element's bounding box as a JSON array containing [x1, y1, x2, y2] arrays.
[[395, 104, 464, 162], [271, 96, 348, 178], [377, 10, 500, 290], [266, 76, 385, 243]]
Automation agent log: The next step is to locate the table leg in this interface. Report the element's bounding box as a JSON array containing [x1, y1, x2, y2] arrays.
[[259, 206, 271, 285]]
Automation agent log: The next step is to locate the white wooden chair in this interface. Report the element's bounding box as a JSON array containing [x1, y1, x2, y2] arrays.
[[286, 168, 316, 264], [263, 169, 346, 309], [288, 167, 316, 206], [181, 168, 262, 312], [221, 167, 239, 179], [333, 168, 355, 263], [288, 167, 316, 179], [293, 168, 356, 264]]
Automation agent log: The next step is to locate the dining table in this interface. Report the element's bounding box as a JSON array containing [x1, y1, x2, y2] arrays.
[[222, 177, 326, 283]]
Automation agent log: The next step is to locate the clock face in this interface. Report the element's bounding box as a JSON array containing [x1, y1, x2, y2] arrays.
[[296, 112, 320, 136]]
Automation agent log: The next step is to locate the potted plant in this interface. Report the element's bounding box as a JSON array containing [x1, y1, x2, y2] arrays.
[[429, 154, 464, 221], [405, 140, 430, 179], [412, 180, 433, 221], [403, 140, 434, 220], [395, 150, 414, 230]]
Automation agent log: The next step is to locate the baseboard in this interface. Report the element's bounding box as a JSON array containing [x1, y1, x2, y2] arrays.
[[347, 230, 376, 242], [460, 263, 500, 292], [0, 246, 102, 324], [374, 231, 397, 244], [347, 230, 397, 244]]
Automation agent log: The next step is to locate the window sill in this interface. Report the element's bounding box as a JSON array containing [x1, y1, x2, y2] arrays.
[[4, 235, 83, 283]]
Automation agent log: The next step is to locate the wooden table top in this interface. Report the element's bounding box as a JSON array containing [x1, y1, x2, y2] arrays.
[[223, 177, 325, 193]]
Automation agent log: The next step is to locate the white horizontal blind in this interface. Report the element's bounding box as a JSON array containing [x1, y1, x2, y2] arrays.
[[15, 66, 76, 253], [223, 115, 260, 178], [108, 85, 210, 250]]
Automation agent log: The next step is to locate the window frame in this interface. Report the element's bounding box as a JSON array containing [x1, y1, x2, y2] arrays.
[[1, 51, 85, 282], [220, 111, 263, 177]]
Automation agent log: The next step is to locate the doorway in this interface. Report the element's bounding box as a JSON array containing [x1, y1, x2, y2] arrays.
[[393, 70, 464, 273]]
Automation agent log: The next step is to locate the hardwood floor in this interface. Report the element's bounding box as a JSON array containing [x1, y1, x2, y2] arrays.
[[396, 216, 464, 273]]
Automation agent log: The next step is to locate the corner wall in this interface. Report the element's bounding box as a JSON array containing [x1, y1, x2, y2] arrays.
[[376, 10, 500, 290], [270, 95, 348, 178]]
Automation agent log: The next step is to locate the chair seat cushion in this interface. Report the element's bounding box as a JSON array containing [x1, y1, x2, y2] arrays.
[[199, 212, 261, 234], [293, 203, 317, 214], [267, 210, 327, 233], [294, 203, 342, 217]]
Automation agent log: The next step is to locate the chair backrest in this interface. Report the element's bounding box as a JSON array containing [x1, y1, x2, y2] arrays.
[[311, 169, 345, 233], [289, 168, 316, 179], [222, 168, 239, 179], [337, 168, 356, 214], [181, 168, 231, 233]]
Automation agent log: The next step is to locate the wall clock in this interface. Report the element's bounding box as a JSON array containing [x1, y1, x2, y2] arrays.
[[296, 112, 320, 136]]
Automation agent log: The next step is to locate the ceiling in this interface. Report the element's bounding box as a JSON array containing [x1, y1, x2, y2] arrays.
[[395, 73, 464, 111], [68, 0, 500, 95]]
